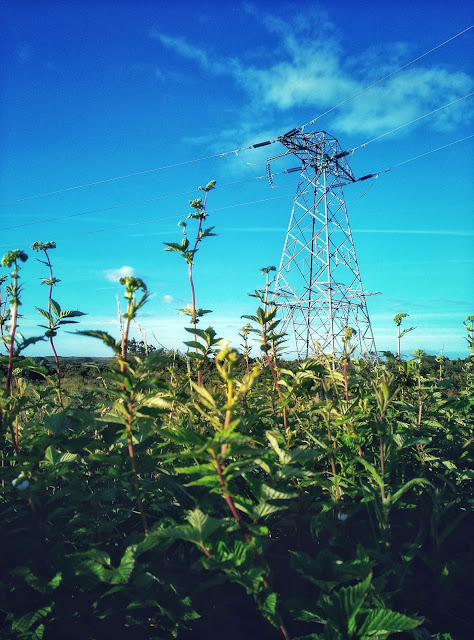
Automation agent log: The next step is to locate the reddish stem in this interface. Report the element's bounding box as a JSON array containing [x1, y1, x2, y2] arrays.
[[212, 450, 252, 544], [43, 250, 63, 407], [211, 450, 292, 639], [120, 313, 149, 535], [343, 360, 349, 401]]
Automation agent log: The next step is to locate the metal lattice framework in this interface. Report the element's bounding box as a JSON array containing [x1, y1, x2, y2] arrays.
[[272, 130, 378, 360]]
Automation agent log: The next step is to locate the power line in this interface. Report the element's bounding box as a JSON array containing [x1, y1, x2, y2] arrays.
[[0, 174, 274, 231], [351, 93, 473, 150], [298, 24, 473, 130], [0, 140, 277, 208], [269, 134, 473, 190], [377, 133, 474, 173], [2, 134, 470, 245], [1, 25, 471, 208], [0, 134, 470, 249], [0, 192, 295, 248]]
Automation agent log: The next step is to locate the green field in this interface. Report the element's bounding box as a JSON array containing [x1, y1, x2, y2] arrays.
[[1, 239, 473, 640]]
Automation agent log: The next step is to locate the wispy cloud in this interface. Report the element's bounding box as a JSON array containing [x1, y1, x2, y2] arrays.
[[104, 265, 135, 282], [15, 41, 34, 62], [151, 6, 472, 137]]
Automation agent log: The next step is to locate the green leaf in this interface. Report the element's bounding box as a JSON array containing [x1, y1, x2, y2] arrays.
[[260, 591, 279, 626], [164, 242, 185, 252], [389, 478, 432, 506], [12, 606, 52, 632], [32, 624, 45, 640], [15, 335, 46, 353], [59, 309, 86, 319], [184, 327, 212, 340], [105, 545, 136, 584], [357, 608, 420, 636], [44, 445, 60, 465], [252, 502, 285, 518], [187, 509, 222, 540], [50, 298, 61, 316], [260, 483, 297, 501], [165, 509, 222, 546], [184, 340, 207, 352], [76, 330, 119, 352], [59, 451, 78, 463], [317, 573, 371, 635], [189, 380, 216, 408], [160, 427, 208, 448], [357, 457, 384, 489], [35, 307, 54, 324]]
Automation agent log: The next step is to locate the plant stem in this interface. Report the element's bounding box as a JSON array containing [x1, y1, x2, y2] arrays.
[[6, 291, 18, 397], [212, 449, 252, 544], [121, 307, 149, 535], [125, 390, 149, 535], [211, 449, 292, 640], [43, 249, 64, 408]]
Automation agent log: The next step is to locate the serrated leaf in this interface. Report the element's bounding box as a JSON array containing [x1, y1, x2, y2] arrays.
[[105, 545, 136, 584], [59, 452, 78, 463], [35, 307, 54, 324], [50, 298, 61, 316], [252, 502, 285, 518], [12, 606, 52, 632], [163, 242, 184, 252], [59, 309, 86, 319], [161, 427, 209, 448], [389, 478, 432, 506], [189, 380, 216, 407], [317, 573, 371, 634], [357, 608, 420, 636], [184, 327, 211, 340], [357, 458, 384, 489], [184, 340, 207, 352], [260, 591, 279, 625], [187, 509, 222, 540], [260, 483, 297, 501], [44, 445, 60, 465], [76, 330, 119, 352], [32, 623, 45, 640]]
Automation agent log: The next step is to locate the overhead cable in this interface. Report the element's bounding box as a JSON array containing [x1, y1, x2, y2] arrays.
[[0, 192, 294, 248], [375, 133, 474, 173], [0, 173, 282, 231], [267, 134, 473, 188], [0, 135, 470, 248], [351, 93, 473, 151], [297, 24, 473, 130], [1, 25, 471, 207], [0, 140, 277, 207]]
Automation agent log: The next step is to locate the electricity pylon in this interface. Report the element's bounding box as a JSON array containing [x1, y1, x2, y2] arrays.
[[271, 129, 378, 360]]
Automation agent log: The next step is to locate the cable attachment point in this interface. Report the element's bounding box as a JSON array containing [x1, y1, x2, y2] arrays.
[[252, 140, 272, 148], [333, 150, 350, 160], [266, 160, 274, 188]]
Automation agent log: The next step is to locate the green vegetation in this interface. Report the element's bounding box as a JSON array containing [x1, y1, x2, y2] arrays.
[[0, 186, 473, 640]]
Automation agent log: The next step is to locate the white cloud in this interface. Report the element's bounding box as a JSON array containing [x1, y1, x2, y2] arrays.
[[104, 265, 135, 282], [150, 30, 241, 77], [163, 294, 174, 304], [15, 41, 33, 62], [152, 8, 473, 137]]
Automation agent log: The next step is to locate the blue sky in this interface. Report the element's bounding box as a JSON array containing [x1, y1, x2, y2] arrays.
[[0, 0, 473, 359]]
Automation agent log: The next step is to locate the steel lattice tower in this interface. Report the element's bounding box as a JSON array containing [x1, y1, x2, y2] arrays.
[[272, 130, 378, 360]]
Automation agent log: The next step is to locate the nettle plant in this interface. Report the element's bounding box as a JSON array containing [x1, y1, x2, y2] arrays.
[[31, 241, 86, 407], [0, 191, 473, 640], [164, 180, 220, 386]]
